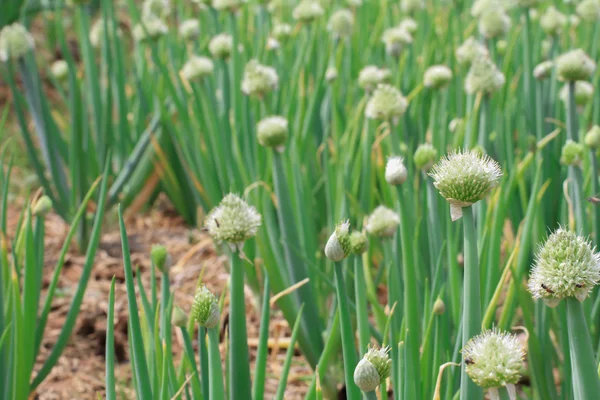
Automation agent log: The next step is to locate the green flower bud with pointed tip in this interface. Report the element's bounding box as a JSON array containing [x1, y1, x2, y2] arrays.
[[465, 56, 505, 95], [365, 206, 400, 238], [209, 33, 233, 59], [33, 196, 53, 216], [241, 60, 278, 98], [456, 37, 489, 67], [328, 9, 354, 38], [172, 306, 188, 327], [205, 194, 262, 250], [424, 65, 453, 89], [540, 6, 567, 36], [191, 285, 220, 328], [385, 156, 407, 185], [292, 0, 324, 22], [496, 40, 507, 56], [350, 231, 368, 255], [576, 0, 600, 22], [151, 245, 170, 272], [560, 140, 585, 166], [181, 56, 214, 81], [256, 116, 288, 150], [429, 149, 502, 221], [433, 298, 446, 315], [325, 220, 352, 262], [461, 329, 524, 389], [528, 228, 600, 306], [414, 143, 438, 172], [556, 49, 596, 82], [365, 84, 408, 121], [585, 126, 600, 149], [0, 23, 35, 62], [478, 9, 511, 39], [354, 345, 392, 392]]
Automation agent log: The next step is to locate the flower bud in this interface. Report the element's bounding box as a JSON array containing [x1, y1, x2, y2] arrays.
[[51, 60, 69, 81], [358, 66, 391, 92], [133, 16, 168, 42], [205, 193, 262, 250], [179, 19, 200, 41], [471, 0, 502, 18], [478, 9, 511, 39], [577, 0, 600, 22], [33, 195, 53, 216], [540, 6, 567, 36], [424, 65, 453, 90], [528, 228, 600, 306], [456, 37, 489, 67], [328, 9, 354, 39], [541, 39, 552, 59], [347, 0, 362, 7], [209, 33, 233, 59], [559, 81, 595, 111], [569, 14, 581, 27], [292, 0, 324, 23], [429, 149, 502, 221], [256, 116, 288, 150], [272, 23, 293, 41], [213, 0, 246, 12], [382, 27, 412, 58], [401, 0, 423, 14], [433, 298, 445, 315], [560, 140, 585, 166], [465, 56, 505, 95], [533, 60, 554, 80], [350, 231, 368, 255], [585, 125, 600, 149], [172, 306, 188, 327], [449, 118, 464, 134], [142, 0, 170, 19], [191, 285, 220, 329], [181, 56, 214, 81], [325, 66, 338, 82], [398, 18, 418, 34], [354, 345, 392, 392], [241, 60, 278, 98], [496, 40, 507, 56], [555, 49, 596, 81], [0, 23, 34, 62], [324, 220, 352, 262], [151, 245, 171, 273], [365, 206, 400, 238], [461, 329, 524, 390], [385, 156, 407, 185], [365, 84, 408, 121], [414, 143, 438, 172]]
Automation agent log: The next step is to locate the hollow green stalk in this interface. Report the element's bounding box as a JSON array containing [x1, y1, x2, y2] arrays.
[[567, 82, 586, 231], [208, 327, 225, 400], [460, 206, 483, 400], [354, 256, 371, 353]]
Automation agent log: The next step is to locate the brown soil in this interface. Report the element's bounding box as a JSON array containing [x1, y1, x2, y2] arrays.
[[5, 201, 312, 399]]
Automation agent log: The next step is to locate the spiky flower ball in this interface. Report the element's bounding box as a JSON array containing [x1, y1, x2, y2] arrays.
[[350, 231, 368, 255], [399, 18, 418, 33], [0, 23, 34, 62], [382, 27, 413, 58], [540, 6, 567, 36], [324, 220, 352, 262], [205, 193, 262, 250], [209, 33, 233, 59], [456, 37, 489, 67], [585, 125, 600, 148], [241, 60, 278, 98], [577, 0, 600, 22], [272, 23, 293, 41], [133, 16, 168, 42], [256, 116, 288, 150], [555, 49, 596, 82], [533, 60, 554, 80], [461, 329, 524, 390], [385, 156, 407, 185], [365, 84, 408, 121], [292, 0, 324, 22], [181, 56, 214, 81], [328, 9, 354, 38], [354, 346, 392, 392], [414, 143, 438, 172], [560, 140, 585, 166], [465, 56, 505, 95], [213, 0, 246, 12], [179, 19, 200, 41], [528, 228, 600, 306], [401, 0, 423, 14], [424, 65, 453, 89], [358, 66, 391, 92], [365, 206, 400, 238], [559, 81, 595, 112], [429, 150, 502, 221], [478, 9, 511, 39], [191, 285, 220, 329], [50, 60, 69, 80]]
